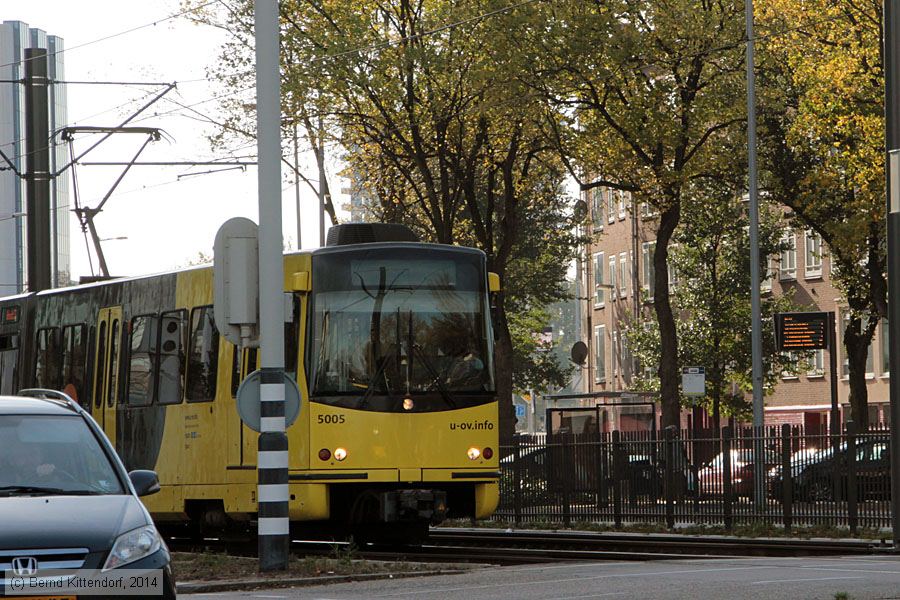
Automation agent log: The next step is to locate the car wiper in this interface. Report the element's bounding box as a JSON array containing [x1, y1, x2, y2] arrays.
[[0, 485, 73, 496]]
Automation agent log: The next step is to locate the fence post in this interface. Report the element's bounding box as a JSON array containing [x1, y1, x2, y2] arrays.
[[612, 430, 623, 528], [513, 435, 522, 526], [847, 421, 858, 535], [723, 426, 733, 531], [597, 433, 608, 509], [781, 423, 792, 533], [561, 435, 572, 528], [664, 426, 676, 529]]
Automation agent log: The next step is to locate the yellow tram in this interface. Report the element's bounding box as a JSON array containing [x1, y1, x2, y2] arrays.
[[0, 224, 500, 540]]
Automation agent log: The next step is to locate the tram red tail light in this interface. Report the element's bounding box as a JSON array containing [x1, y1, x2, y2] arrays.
[[483, 447, 493, 459], [318, 448, 331, 461]]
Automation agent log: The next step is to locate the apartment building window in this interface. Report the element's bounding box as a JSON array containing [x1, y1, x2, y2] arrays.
[[840, 312, 874, 378], [593, 252, 605, 307], [611, 331, 619, 378], [594, 325, 606, 383], [779, 232, 797, 280], [761, 256, 774, 292], [882, 318, 890, 377], [642, 241, 655, 298], [807, 349, 825, 378], [608, 256, 617, 301], [782, 351, 799, 380], [667, 253, 678, 290], [640, 202, 657, 219], [805, 230, 822, 278], [591, 188, 604, 229], [617, 191, 627, 220], [606, 189, 615, 224], [618, 252, 628, 299]]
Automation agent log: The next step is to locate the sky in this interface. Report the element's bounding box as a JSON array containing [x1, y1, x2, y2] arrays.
[[8, 1, 341, 282]]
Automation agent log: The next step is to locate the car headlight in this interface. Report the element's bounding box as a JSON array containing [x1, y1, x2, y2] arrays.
[[102, 525, 162, 571]]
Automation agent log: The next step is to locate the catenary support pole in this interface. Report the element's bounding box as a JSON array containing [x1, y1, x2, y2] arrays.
[[318, 116, 326, 246], [293, 124, 302, 249], [882, 0, 900, 550], [25, 49, 52, 293], [744, 0, 766, 507], [255, 0, 289, 570]]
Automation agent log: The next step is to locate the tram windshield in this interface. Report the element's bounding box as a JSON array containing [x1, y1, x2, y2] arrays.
[[309, 247, 494, 411]]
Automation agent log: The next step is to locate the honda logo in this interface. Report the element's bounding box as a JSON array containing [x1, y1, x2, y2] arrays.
[[11, 556, 38, 576]]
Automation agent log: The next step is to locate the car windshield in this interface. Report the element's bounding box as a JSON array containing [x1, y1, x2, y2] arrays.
[[0, 415, 124, 495]]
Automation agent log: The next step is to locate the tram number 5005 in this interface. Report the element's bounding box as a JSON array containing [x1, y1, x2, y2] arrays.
[[318, 415, 346, 424]]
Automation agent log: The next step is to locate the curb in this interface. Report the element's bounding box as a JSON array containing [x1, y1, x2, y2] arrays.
[[177, 568, 469, 594]]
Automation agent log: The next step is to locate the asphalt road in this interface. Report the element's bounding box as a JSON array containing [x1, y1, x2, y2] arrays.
[[182, 555, 900, 599]]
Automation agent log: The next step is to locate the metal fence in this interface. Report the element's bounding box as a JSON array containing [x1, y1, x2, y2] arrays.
[[495, 424, 892, 532]]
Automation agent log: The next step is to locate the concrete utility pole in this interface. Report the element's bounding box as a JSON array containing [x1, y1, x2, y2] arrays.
[[254, 0, 289, 571], [25, 48, 52, 292], [883, 0, 900, 549], [744, 0, 766, 506]]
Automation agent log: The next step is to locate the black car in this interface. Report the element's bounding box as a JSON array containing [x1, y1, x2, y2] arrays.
[[770, 439, 891, 502], [0, 389, 176, 598]]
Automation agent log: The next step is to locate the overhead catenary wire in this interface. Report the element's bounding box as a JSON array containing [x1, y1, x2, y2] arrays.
[[0, 1, 219, 71]]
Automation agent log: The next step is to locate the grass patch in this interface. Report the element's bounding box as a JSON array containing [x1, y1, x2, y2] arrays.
[[172, 549, 467, 583]]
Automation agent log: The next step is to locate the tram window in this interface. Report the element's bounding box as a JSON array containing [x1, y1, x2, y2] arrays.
[[158, 310, 186, 405], [187, 306, 219, 403], [0, 334, 19, 395], [34, 327, 61, 390], [61, 325, 87, 406], [107, 319, 120, 407], [127, 315, 158, 406], [94, 321, 108, 408], [284, 295, 300, 379]]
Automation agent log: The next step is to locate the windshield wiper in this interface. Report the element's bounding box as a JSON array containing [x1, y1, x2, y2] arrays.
[[359, 343, 396, 409], [0, 485, 101, 497]]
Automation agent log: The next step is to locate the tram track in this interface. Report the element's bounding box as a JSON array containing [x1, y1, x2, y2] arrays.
[[166, 525, 891, 565], [430, 527, 892, 558]]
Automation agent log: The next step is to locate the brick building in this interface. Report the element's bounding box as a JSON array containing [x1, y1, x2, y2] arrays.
[[580, 187, 889, 432]]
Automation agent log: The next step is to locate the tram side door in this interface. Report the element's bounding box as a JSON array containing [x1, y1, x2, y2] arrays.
[[92, 307, 123, 449]]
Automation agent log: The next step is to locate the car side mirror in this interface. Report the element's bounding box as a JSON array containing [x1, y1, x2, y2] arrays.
[[129, 470, 161, 497]]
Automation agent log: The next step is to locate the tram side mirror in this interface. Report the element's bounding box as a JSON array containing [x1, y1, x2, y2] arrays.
[[488, 272, 501, 341]]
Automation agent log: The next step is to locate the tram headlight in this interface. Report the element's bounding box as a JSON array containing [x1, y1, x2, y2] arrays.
[[467, 447, 481, 460], [403, 397, 414, 410], [334, 447, 348, 461], [483, 447, 493, 460], [318, 448, 331, 461]]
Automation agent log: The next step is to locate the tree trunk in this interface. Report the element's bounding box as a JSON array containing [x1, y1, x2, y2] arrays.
[[653, 204, 681, 429], [844, 319, 871, 432], [493, 292, 516, 447]]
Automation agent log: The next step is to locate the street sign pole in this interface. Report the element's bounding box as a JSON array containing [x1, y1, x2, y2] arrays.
[[828, 311, 839, 436], [744, 0, 766, 509], [882, 0, 900, 550], [255, 0, 289, 571]]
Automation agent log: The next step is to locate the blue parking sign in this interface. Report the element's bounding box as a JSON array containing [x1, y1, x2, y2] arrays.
[[515, 404, 526, 418]]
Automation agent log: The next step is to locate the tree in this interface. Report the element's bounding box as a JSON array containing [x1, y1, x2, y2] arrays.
[[189, 0, 577, 441], [522, 0, 748, 427], [757, 0, 886, 430], [626, 184, 802, 429]]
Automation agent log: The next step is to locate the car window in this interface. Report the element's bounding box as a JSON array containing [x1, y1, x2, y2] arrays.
[[0, 415, 124, 495]]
